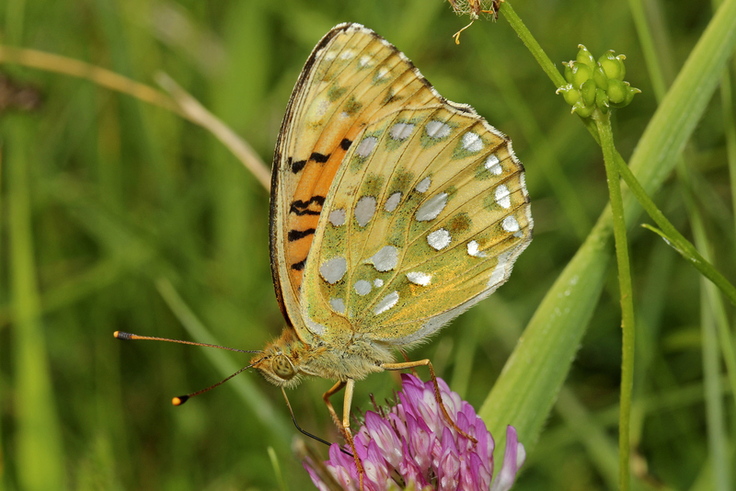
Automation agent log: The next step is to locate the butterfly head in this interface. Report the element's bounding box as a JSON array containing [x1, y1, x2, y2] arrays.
[[251, 327, 307, 388]]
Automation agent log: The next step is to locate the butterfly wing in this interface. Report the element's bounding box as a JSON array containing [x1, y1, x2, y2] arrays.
[[271, 23, 443, 335], [283, 25, 532, 348], [272, 23, 532, 348]]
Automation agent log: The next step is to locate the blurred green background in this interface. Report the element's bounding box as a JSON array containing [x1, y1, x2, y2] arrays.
[[1, 0, 733, 490]]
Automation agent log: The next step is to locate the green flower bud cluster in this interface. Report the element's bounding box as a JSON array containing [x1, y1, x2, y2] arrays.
[[556, 45, 640, 117]]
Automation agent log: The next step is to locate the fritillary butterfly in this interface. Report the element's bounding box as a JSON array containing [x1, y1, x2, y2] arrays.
[[252, 22, 532, 483]]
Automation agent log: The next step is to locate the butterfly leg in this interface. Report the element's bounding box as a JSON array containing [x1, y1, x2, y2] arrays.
[[381, 359, 478, 445], [323, 379, 366, 491], [398, 349, 419, 376], [323, 380, 347, 431]]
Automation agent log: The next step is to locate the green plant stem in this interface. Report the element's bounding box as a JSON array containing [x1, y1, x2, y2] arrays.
[[613, 160, 736, 307], [594, 110, 636, 491], [500, 2, 566, 87]]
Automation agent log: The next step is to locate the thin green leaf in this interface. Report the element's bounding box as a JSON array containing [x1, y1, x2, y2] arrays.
[[6, 116, 67, 491], [641, 222, 736, 306]]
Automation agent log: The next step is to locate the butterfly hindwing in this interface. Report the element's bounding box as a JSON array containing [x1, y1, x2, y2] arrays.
[[293, 32, 531, 347]]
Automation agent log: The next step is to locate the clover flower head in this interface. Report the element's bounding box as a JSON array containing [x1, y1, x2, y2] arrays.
[[304, 374, 526, 491]]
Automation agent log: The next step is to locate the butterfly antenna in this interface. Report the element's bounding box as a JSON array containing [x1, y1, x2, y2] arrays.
[[281, 388, 352, 457], [113, 331, 262, 354], [113, 331, 265, 406], [172, 362, 262, 406]]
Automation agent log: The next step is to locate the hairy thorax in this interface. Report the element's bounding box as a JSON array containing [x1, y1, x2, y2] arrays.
[[251, 326, 394, 388]]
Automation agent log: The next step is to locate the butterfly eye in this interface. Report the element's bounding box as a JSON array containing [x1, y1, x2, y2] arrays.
[[272, 355, 296, 380]]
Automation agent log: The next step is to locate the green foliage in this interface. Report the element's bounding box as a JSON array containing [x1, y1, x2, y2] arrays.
[[1, 1, 734, 490]]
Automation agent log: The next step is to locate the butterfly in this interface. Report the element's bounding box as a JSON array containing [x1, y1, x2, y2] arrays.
[[251, 22, 532, 486]]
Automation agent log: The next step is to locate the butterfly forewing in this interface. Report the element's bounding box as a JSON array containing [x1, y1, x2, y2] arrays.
[[276, 26, 533, 348], [272, 24, 446, 331]]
